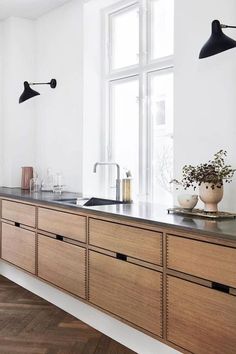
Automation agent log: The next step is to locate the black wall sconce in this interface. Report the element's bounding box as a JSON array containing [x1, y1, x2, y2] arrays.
[[199, 20, 236, 59], [19, 78, 57, 103]]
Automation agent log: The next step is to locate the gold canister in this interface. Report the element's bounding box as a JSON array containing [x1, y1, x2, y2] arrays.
[[122, 178, 132, 202]]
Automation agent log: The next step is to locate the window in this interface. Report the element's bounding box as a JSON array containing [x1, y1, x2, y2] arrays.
[[103, 0, 174, 204]]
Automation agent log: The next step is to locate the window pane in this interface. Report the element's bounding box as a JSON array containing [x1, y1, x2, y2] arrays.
[[149, 71, 174, 205], [110, 5, 139, 70], [150, 0, 174, 60], [110, 78, 139, 198]]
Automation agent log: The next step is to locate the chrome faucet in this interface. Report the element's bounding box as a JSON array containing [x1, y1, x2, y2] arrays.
[[93, 162, 121, 201]]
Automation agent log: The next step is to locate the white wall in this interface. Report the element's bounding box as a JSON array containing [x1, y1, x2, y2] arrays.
[[0, 22, 3, 185], [35, 0, 83, 192], [0, 0, 83, 191], [0, 0, 236, 209], [174, 0, 236, 211], [1, 17, 36, 187]]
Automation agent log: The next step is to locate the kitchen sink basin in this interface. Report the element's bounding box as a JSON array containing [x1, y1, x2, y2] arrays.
[[54, 197, 126, 207]]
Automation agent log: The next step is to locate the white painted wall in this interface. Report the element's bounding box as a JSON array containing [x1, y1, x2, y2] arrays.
[[0, 0, 235, 208], [1, 17, 36, 187], [0, 22, 3, 185], [35, 0, 83, 192], [0, 1, 83, 191], [174, 0, 236, 211]]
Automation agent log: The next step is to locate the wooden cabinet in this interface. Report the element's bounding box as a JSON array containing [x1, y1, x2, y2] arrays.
[[38, 234, 86, 299], [2, 196, 236, 354], [2, 200, 35, 227], [167, 235, 236, 288], [89, 218, 162, 265], [1, 222, 35, 273], [167, 276, 236, 354], [89, 250, 162, 336], [38, 207, 86, 243]]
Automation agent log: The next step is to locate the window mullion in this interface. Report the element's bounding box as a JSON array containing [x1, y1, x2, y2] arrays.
[[138, 0, 148, 199]]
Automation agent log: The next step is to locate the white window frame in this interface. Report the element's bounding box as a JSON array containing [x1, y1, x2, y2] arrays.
[[101, 0, 174, 200]]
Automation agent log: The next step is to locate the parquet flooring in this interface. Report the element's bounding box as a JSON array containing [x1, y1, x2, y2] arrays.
[[0, 275, 136, 354]]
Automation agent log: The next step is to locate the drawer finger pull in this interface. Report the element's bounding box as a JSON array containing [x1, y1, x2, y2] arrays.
[[15, 222, 20, 227], [116, 253, 127, 261], [56, 235, 64, 241], [212, 282, 229, 294]]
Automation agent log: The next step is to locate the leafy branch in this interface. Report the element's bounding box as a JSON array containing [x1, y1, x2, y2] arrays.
[[171, 150, 236, 190]]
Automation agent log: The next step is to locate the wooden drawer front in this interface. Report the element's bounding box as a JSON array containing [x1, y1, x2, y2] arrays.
[[2, 200, 35, 228], [1, 222, 35, 273], [89, 251, 162, 336], [38, 208, 86, 242], [38, 235, 86, 299], [89, 218, 162, 265], [167, 276, 236, 354], [167, 235, 236, 288]]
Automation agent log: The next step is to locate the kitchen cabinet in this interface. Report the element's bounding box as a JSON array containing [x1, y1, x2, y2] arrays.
[[2, 199, 35, 227], [167, 276, 236, 354], [167, 234, 236, 288], [89, 250, 162, 336], [89, 218, 162, 265], [1, 195, 236, 354], [38, 234, 86, 299], [1, 222, 35, 273], [38, 207, 86, 242]]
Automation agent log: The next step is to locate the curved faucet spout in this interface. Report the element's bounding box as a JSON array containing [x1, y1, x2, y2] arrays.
[[93, 162, 121, 200]]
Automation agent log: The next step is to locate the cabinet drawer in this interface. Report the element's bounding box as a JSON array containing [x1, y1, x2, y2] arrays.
[[1, 222, 35, 273], [2, 200, 35, 228], [38, 235, 86, 298], [89, 251, 162, 336], [89, 218, 162, 265], [167, 235, 236, 288], [167, 276, 236, 354], [38, 208, 86, 242]]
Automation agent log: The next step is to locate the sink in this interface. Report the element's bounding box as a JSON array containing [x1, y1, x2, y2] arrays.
[[84, 197, 125, 207], [54, 197, 126, 207]]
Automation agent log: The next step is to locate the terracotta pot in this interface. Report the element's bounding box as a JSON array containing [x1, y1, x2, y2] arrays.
[[199, 182, 223, 212], [21, 167, 33, 190]]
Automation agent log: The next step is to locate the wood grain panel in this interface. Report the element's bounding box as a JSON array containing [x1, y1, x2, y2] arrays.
[[1, 222, 35, 273], [167, 235, 236, 287], [89, 218, 162, 265], [89, 251, 162, 336], [167, 276, 236, 354], [2, 200, 35, 227], [38, 208, 86, 242], [38, 234, 86, 298]]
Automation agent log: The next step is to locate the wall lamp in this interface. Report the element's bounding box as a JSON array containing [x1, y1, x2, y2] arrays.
[[19, 79, 57, 103], [199, 20, 236, 59]]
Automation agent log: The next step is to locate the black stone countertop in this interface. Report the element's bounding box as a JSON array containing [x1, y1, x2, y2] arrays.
[[0, 187, 236, 242]]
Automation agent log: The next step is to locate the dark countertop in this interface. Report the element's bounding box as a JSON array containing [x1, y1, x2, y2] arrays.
[[0, 187, 236, 242]]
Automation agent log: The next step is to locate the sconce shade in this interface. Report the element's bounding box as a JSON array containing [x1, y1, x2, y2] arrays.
[[19, 81, 40, 103], [19, 79, 57, 104], [199, 20, 236, 58]]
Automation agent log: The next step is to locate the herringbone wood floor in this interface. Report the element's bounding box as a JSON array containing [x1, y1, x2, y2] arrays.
[[0, 275, 136, 354]]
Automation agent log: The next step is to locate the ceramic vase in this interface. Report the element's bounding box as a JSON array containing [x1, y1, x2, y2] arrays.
[[199, 182, 223, 212]]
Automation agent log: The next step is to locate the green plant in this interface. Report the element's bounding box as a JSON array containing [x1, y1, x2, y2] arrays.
[[171, 150, 236, 190]]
